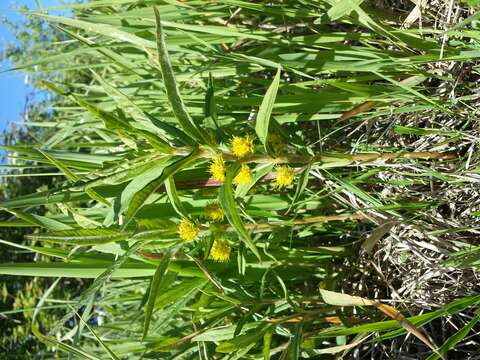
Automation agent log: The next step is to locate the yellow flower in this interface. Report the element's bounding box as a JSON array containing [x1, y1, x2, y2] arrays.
[[210, 240, 231, 262], [205, 203, 224, 222], [274, 165, 294, 189], [209, 154, 225, 182], [231, 135, 255, 158], [177, 218, 199, 242], [234, 164, 252, 185]]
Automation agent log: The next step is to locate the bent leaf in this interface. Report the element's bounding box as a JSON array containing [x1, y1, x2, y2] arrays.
[[154, 7, 213, 146]]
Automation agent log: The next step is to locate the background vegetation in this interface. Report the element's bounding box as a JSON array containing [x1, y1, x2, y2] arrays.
[[2, 0, 480, 359]]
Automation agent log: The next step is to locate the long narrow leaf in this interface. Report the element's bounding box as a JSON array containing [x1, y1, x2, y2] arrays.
[[219, 164, 261, 261], [143, 245, 176, 340], [255, 66, 281, 151], [154, 7, 212, 146]]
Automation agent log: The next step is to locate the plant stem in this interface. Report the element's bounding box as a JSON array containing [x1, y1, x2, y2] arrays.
[[237, 213, 367, 232], [185, 147, 456, 165]]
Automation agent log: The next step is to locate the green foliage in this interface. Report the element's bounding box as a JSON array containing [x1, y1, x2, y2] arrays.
[[2, 1, 480, 359]]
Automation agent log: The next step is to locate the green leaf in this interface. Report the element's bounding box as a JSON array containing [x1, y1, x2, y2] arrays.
[[120, 157, 174, 215], [286, 163, 311, 214], [154, 7, 213, 146], [192, 323, 259, 342], [263, 327, 274, 360], [0, 259, 206, 279], [75, 311, 121, 360], [72, 95, 172, 154], [37, 148, 79, 181], [32, 324, 98, 360], [288, 322, 303, 360], [156, 278, 207, 311], [2, 208, 72, 231], [256, 66, 281, 151], [219, 165, 261, 261], [204, 72, 219, 129], [50, 240, 148, 335], [327, 0, 364, 21], [38, 148, 111, 205], [90, 72, 174, 153], [124, 150, 199, 227], [216, 323, 273, 353], [425, 309, 480, 360], [317, 295, 480, 338], [235, 163, 275, 198], [165, 177, 189, 218], [0, 238, 69, 259], [32, 12, 156, 48], [0, 220, 36, 227], [372, 71, 448, 113], [143, 245, 176, 340], [27, 228, 131, 246]]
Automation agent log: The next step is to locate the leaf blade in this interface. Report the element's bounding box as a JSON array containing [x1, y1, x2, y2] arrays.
[[219, 164, 261, 261], [143, 246, 176, 340], [255, 66, 281, 150], [154, 7, 212, 146]]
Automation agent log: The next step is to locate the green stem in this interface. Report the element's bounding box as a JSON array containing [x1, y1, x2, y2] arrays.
[[226, 213, 367, 233], [177, 147, 456, 167]]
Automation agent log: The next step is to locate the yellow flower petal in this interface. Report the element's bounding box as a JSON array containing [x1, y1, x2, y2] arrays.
[[209, 154, 225, 182], [210, 240, 231, 262], [234, 164, 252, 185], [177, 218, 199, 242], [274, 165, 294, 189], [204, 203, 224, 222], [231, 135, 255, 159]]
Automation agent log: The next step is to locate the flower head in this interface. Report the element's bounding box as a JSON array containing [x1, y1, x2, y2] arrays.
[[177, 218, 199, 242], [269, 133, 284, 155], [234, 164, 252, 185], [204, 202, 224, 222], [209, 154, 225, 182], [210, 240, 231, 262], [231, 135, 255, 159], [274, 165, 295, 189]]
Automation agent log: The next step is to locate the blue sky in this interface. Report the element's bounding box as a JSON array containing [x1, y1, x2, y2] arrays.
[[0, 0, 69, 134]]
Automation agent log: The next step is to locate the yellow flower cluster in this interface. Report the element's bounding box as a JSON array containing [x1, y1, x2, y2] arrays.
[[231, 135, 255, 158], [274, 165, 295, 188], [209, 154, 225, 182], [177, 218, 199, 242], [210, 240, 231, 262], [204, 202, 224, 222], [234, 164, 252, 185]]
